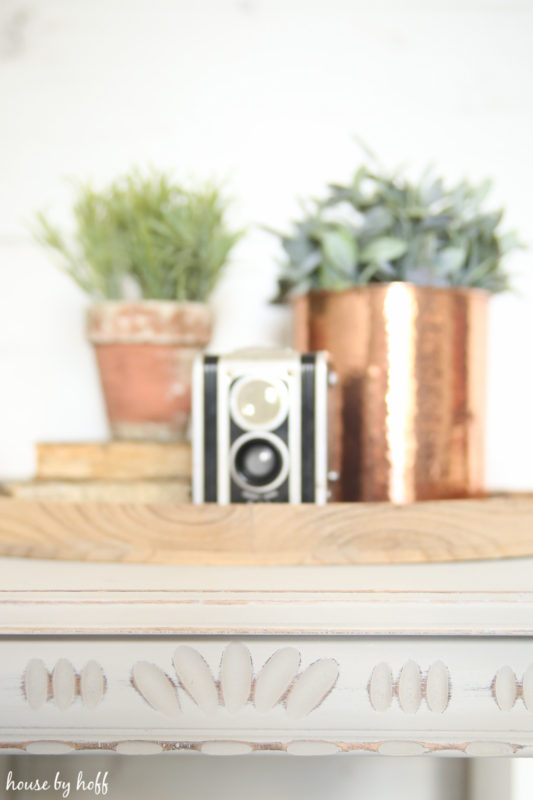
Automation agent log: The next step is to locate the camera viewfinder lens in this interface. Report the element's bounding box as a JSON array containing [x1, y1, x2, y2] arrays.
[[232, 378, 287, 428]]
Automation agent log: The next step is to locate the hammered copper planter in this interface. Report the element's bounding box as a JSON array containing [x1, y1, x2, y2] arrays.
[[293, 284, 488, 503], [87, 301, 212, 441]]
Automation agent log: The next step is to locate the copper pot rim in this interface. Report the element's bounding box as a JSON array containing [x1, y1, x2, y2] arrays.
[[290, 282, 491, 302]]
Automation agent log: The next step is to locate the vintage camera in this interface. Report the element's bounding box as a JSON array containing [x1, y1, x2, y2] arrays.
[[192, 348, 335, 504]]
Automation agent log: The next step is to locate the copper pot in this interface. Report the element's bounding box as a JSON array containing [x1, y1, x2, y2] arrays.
[[87, 301, 212, 441], [293, 284, 488, 503]]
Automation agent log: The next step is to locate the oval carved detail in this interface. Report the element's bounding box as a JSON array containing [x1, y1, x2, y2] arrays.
[[254, 647, 301, 713], [426, 661, 450, 714], [494, 666, 517, 712], [286, 741, 341, 756], [115, 741, 163, 755], [52, 659, 76, 711], [81, 661, 105, 709], [132, 661, 180, 716], [465, 741, 513, 757], [369, 662, 393, 712], [378, 741, 425, 756], [397, 661, 422, 714], [370, 661, 450, 713], [26, 742, 74, 755], [285, 658, 339, 719], [200, 741, 252, 756], [24, 659, 106, 710], [24, 659, 49, 710], [173, 646, 218, 714], [130, 645, 337, 717], [220, 643, 253, 714]]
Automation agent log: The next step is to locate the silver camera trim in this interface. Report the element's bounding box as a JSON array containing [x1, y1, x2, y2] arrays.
[[229, 430, 290, 495], [229, 375, 290, 432]]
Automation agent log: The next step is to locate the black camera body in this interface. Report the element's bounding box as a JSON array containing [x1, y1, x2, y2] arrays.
[[192, 348, 333, 504]]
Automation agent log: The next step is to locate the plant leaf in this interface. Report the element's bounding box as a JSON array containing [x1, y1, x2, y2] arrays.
[[320, 229, 358, 276], [435, 247, 466, 274], [360, 236, 407, 263]]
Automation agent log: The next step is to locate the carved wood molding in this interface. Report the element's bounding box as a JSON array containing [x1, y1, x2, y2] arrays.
[[24, 659, 106, 711], [3, 550, 533, 756], [132, 644, 339, 718], [3, 590, 533, 635], [6, 636, 533, 755], [0, 738, 530, 757], [368, 660, 450, 713]]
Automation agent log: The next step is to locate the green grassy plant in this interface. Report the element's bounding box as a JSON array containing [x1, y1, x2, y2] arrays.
[[35, 171, 241, 301]]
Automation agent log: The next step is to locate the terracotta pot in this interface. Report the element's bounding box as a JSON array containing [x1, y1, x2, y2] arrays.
[[293, 284, 488, 503], [87, 301, 212, 441]]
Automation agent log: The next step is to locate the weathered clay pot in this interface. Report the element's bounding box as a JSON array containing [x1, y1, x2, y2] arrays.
[[293, 284, 488, 503], [87, 301, 212, 441]]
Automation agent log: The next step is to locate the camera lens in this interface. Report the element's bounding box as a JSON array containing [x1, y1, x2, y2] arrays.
[[234, 438, 283, 487], [231, 378, 288, 429]]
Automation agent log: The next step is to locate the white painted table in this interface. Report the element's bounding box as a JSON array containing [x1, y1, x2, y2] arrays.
[[1, 557, 533, 759]]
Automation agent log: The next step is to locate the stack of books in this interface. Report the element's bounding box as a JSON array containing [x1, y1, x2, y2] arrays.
[[2, 441, 191, 503]]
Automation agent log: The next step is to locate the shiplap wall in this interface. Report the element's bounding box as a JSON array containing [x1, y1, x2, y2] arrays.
[[1, 0, 532, 488]]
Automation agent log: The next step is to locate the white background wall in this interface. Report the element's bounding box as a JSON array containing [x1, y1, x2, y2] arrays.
[[0, 0, 532, 486]]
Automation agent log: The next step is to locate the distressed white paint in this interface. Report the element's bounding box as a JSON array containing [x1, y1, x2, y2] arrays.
[[3, 571, 533, 758], [52, 658, 75, 710], [200, 742, 252, 756], [369, 662, 393, 712], [465, 742, 514, 757], [132, 661, 180, 716], [25, 741, 74, 754], [378, 741, 425, 756], [80, 660, 105, 709], [286, 741, 341, 756], [173, 646, 218, 714], [115, 741, 163, 755], [426, 661, 450, 714], [7, 588, 533, 635], [23, 658, 48, 710], [220, 643, 253, 714], [254, 647, 301, 712], [494, 666, 517, 712], [397, 661, 422, 714], [285, 659, 339, 719]]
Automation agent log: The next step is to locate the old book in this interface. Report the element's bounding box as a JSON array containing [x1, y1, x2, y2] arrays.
[[36, 441, 191, 481], [4, 480, 190, 504]]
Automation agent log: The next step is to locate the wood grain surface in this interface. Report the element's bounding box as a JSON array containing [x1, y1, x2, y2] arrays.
[[4, 480, 190, 503], [0, 495, 531, 565], [36, 441, 191, 480]]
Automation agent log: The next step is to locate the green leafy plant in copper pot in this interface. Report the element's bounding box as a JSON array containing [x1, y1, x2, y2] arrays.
[[273, 156, 522, 504]]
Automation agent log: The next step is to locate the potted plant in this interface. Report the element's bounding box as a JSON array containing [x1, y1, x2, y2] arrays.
[[35, 170, 241, 440], [273, 161, 521, 502]]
